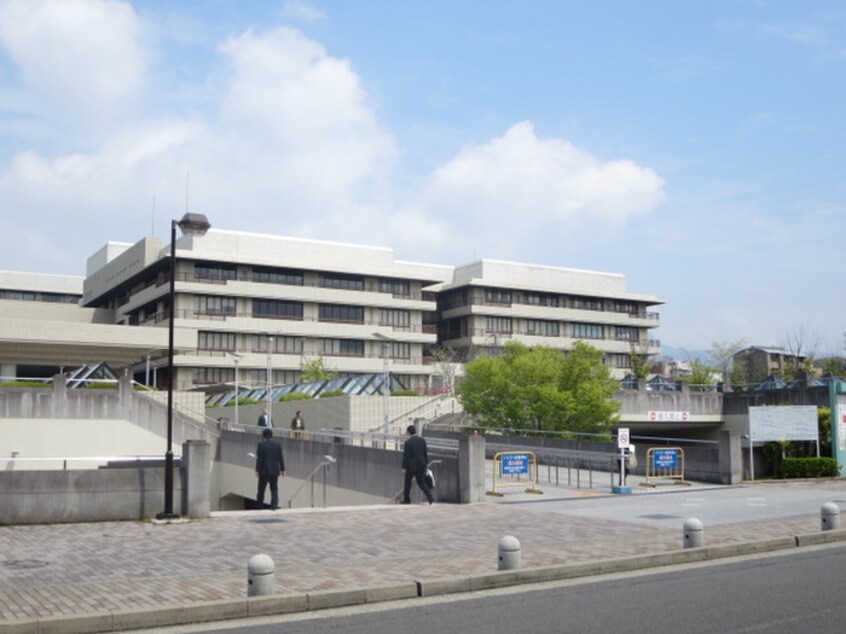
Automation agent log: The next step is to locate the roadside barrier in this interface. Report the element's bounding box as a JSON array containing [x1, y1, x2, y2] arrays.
[[487, 451, 543, 496], [641, 447, 690, 487]]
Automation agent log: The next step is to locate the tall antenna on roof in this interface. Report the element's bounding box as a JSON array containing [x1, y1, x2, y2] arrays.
[[151, 196, 156, 237], [186, 170, 190, 214]]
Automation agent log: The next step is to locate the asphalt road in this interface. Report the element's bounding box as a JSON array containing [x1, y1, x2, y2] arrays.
[[144, 543, 846, 634]]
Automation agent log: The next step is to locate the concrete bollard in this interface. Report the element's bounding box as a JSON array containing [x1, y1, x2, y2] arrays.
[[683, 518, 704, 548], [821, 503, 840, 531], [247, 554, 275, 597], [498, 535, 521, 570]]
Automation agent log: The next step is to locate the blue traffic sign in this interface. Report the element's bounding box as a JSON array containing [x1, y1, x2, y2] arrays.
[[653, 449, 679, 469], [501, 453, 530, 475]]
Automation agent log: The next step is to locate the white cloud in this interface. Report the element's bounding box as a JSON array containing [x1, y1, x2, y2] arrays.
[[418, 121, 665, 259], [0, 0, 147, 126], [0, 10, 665, 277], [280, 1, 326, 23]]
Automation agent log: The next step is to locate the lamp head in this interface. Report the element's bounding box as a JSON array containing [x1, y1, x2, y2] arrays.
[[176, 212, 211, 237]]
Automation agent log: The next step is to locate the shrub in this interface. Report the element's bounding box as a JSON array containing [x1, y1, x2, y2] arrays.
[[85, 382, 118, 389], [225, 397, 260, 407], [390, 389, 421, 397], [781, 457, 839, 479], [281, 392, 312, 402], [1, 380, 51, 388], [319, 389, 345, 398]]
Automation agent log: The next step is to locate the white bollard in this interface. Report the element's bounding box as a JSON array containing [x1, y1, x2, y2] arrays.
[[498, 535, 521, 570], [247, 554, 275, 597], [821, 503, 840, 531], [683, 518, 704, 548]]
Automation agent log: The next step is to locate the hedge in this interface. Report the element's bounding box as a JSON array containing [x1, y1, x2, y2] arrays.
[[781, 457, 839, 479]]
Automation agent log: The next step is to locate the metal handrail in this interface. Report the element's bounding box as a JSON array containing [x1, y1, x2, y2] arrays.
[[286, 455, 337, 509]]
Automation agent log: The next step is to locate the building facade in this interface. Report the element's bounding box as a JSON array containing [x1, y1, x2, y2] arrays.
[[1, 229, 662, 390]]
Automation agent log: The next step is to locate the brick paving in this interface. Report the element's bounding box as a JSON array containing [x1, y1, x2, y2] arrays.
[[1, 479, 844, 624]]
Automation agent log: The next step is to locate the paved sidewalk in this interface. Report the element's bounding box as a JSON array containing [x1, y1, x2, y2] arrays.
[[1, 478, 845, 629]]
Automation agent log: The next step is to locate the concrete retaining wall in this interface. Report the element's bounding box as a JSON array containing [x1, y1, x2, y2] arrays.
[[0, 441, 210, 525]]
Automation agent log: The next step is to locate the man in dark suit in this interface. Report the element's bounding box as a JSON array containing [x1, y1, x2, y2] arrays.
[[255, 428, 285, 509], [401, 424, 434, 504]]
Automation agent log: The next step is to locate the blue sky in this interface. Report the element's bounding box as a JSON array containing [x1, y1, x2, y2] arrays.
[[0, 0, 844, 355]]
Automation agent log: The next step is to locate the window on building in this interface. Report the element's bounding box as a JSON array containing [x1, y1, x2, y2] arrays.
[[386, 342, 411, 359], [439, 289, 468, 310], [193, 367, 234, 384], [572, 322, 604, 339], [252, 335, 303, 354], [320, 339, 364, 357], [379, 308, 411, 328], [319, 304, 364, 323], [612, 301, 639, 315], [606, 353, 631, 368], [378, 278, 411, 297], [441, 316, 468, 340], [526, 319, 560, 336], [486, 316, 513, 334], [615, 326, 639, 341], [571, 296, 603, 311], [525, 291, 560, 307], [197, 295, 237, 316], [194, 262, 237, 281], [319, 273, 364, 291], [252, 299, 303, 320], [252, 266, 304, 286], [198, 331, 236, 351], [484, 288, 512, 306]]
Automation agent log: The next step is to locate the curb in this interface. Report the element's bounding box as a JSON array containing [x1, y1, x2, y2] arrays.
[[3, 529, 846, 634]]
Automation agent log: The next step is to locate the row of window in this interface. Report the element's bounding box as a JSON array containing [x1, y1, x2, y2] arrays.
[[196, 296, 416, 325], [485, 317, 640, 341], [441, 288, 642, 315], [197, 331, 412, 359], [192, 262, 412, 297], [0, 289, 81, 304]]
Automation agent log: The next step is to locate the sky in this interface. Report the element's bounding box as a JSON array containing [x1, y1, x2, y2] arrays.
[[0, 0, 844, 355]]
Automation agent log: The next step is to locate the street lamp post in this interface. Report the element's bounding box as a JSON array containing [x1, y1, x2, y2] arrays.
[[266, 335, 274, 428], [157, 212, 210, 521], [226, 351, 243, 428], [373, 332, 391, 432]]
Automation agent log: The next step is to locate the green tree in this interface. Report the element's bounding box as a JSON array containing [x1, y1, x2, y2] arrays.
[[678, 359, 715, 385], [455, 341, 619, 433], [300, 357, 336, 382]]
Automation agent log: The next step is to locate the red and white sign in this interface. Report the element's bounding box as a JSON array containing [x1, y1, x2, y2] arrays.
[[617, 427, 630, 448], [648, 411, 690, 422]]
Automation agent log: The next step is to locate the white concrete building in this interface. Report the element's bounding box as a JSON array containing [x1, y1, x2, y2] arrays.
[[0, 229, 662, 389]]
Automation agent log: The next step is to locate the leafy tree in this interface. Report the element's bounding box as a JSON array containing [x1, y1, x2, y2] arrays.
[[300, 357, 336, 382], [678, 359, 715, 385], [708, 338, 746, 390], [455, 340, 619, 433], [628, 340, 653, 380]]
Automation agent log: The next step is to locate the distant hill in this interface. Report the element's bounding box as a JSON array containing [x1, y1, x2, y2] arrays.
[[658, 345, 710, 364]]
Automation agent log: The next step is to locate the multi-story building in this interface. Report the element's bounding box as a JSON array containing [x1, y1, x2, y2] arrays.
[[436, 260, 662, 371], [0, 229, 662, 389], [732, 346, 807, 385]]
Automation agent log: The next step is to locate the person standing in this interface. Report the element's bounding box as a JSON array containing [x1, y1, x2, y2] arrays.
[[257, 408, 270, 428], [255, 428, 285, 509], [401, 424, 434, 505], [290, 410, 305, 438]]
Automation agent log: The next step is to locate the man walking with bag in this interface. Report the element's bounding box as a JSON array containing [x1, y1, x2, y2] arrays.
[[401, 424, 434, 505]]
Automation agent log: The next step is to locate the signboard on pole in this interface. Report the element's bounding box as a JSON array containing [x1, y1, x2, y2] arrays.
[[653, 449, 679, 469], [501, 453, 530, 476], [748, 406, 819, 443], [617, 427, 630, 448]]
